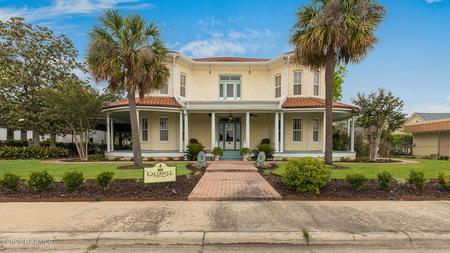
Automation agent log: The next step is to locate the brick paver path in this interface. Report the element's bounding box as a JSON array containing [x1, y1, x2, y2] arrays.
[[188, 161, 282, 201]]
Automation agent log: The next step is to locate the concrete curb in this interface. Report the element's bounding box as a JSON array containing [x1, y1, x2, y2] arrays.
[[1, 231, 450, 249]]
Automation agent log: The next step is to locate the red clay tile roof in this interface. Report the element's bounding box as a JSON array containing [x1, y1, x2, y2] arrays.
[[104, 96, 181, 109], [282, 97, 357, 109], [192, 57, 270, 62]]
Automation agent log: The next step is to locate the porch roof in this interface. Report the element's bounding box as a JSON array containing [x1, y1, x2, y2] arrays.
[[282, 97, 357, 110], [103, 96, 182, 109]]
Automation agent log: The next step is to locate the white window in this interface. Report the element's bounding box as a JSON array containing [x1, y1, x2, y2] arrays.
[[275, 74, 281, 98], [293, 71, 302, 96], [141, 118, 148, 142], [180, 73, 186, 97], [160, 118, 169, 142], [314, 71, 320, 96], [313, 119, 319, 142], [292, 118, 302, 142], [219, 75, 241, 99], [160, 81, 169, 95]]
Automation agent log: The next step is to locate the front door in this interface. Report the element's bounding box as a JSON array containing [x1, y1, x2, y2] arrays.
[[218, 119, 241, 150]]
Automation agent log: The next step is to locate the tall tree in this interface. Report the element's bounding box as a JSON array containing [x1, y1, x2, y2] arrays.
[[87, 10, 169, 167], [0, 17, 82, 146], [352, 88, 405, 161], [42, 76, 103, 162], [290, 0, 385, 164]]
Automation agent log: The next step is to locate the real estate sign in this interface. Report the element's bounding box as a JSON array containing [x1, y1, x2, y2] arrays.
[[144, 163, 176, 184]]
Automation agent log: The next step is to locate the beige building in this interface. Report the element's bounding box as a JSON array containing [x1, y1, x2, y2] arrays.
[[404, 113, 450, 157], [102, 52, 357, 160]]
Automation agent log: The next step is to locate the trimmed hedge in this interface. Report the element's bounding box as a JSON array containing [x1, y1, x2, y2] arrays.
[[0, 146, 68, 159], [282, 158, 331, 194]]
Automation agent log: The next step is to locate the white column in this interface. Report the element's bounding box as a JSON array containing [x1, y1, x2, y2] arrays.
[[347, 119, 351, 136], [110, 117, 114, 151], [351, 116, 355, 152], [274, 112, 279, 152], [322, 111, 326, 153], [179, 112, 183, 152], [246, 112, 250, 148], [280, 112, 284, 153], [211, 112, 216, 150], [106, 113, 111, 151], [184, 111, 189, 150], [284, 56, 290, 96]]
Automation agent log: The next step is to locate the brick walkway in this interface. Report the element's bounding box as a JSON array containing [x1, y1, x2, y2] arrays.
[[188, 161, 282, 201]]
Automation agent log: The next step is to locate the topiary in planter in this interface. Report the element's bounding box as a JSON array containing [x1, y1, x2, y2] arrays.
[[185, 143, 205, 161], [257, 144, 274, 159], [27, 171, 54, 191], [345, 173, 368, 191], [282, 158, 331, 194], [62, 171, 85, 191], [0, 173, 21, 191], [212, 147, 223, 159], [96, 171, 114, 189], [408, 170, 426, 190], [377, 171, 394, 190]]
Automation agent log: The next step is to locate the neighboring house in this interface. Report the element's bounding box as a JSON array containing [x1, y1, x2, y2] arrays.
[[102, 52, 358, 160], [404, 112, 450, 157]]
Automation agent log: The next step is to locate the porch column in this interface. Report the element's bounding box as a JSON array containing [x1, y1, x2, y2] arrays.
[[322, 111, 326, 153], [211, 112, 216, 149], [106, 113, 111, 151], [351, 116, 355, 152], [184, 111, 189, 150], [179, 112, 183, 152], [246, 112, 250, 148], [110, 117, 114, 151], [280, 112, 284, 153], [274, 112, 279, 152]]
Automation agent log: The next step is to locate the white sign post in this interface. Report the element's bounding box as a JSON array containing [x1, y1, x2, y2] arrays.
[[143, 163, 176, 184]]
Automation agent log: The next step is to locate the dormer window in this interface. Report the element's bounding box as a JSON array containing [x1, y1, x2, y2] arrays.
[[314, 71, 320, 96], [293, 71, 302, 96], [180, 73, 186, 97], [160, 81, 169, 95], [275, 74, 281, 98], [219, 75, 241, 99]]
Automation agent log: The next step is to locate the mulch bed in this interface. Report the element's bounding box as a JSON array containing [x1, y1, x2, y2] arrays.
[[0, 173, 203, 202], [261, 171, 450, 201]]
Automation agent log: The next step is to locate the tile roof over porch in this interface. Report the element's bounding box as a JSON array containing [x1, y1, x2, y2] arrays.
[[282, 97, 357, 110], [103, 96, 181, 109]]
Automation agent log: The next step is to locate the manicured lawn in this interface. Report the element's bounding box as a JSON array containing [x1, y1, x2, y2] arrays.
[[273, 159, 450, 179], [0, 160, 191, 180]]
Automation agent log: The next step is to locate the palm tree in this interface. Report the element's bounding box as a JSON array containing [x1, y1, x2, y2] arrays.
[[87, 10, 169, 167], [290, 0, 385, 164]]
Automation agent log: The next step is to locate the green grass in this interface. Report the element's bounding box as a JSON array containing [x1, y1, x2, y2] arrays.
[[0, 160, 190, 180], [273, 159, 450, 180]]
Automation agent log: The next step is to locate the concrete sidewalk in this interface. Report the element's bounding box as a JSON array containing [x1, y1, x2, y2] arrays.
[[1, 201, 450, 250]]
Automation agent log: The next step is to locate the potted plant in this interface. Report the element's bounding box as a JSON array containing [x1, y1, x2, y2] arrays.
[[240, 147, 251, 161], [212, 147, 223, 161]]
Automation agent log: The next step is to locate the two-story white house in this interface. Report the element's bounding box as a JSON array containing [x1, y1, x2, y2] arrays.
[[102, 51, 357, 160]]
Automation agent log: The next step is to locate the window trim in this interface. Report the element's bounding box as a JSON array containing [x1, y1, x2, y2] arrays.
[[292, 117, 303, 143], [159, 117, 169, 143], [274, 74, 282, 98], [180, 73, 187, 97], [141, 118, 149, 142], [219, 74, 241, 100], [313, 71, 320, 97], [312, 118, 320, 143], [293, 70, 302, 96], [160, 80, 169, 95]]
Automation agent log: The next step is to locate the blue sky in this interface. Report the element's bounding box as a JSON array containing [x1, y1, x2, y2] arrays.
[[0, 0, 449, 114]]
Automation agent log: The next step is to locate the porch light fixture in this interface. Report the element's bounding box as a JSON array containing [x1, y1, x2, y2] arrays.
[[248, 65, 251, 74], [228, 113, 233, 121], [209, 64, 212, 74]]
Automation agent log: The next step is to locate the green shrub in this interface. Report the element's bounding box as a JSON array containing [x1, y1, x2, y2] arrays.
[[345, 173, 368, 190], [27, 171, 54, 191], [257, 144, 274, 159], [377, 171, 394, 190], [0, 173, 21, 191], [212, 147, 223, 157], [62, 171, 84, 191], [96, 171, 114, 189], [438, 172, 449, 190], [0, 146, 67, 159], [407, 170, 426, 190], [185, 143, 205, 161], [240, 147, 251, 156], [282, 158, 331, 194]]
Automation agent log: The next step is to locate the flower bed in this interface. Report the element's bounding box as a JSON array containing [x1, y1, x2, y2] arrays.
[[0, 174, 202, 202], [261, 171, 450, 200]]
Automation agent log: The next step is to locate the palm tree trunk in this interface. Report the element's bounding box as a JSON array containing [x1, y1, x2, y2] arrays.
[[324, 49, 336, 165], [128, 89, 143, 167]]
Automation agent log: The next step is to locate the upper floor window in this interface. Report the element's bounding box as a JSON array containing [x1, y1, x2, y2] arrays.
[[313, 72, 320, 96], [141, 118, 148, 142], [219, 75, 241, 99], [160, 118, 169, 142], [160, 81, 169, 95], [293, 71, 302, 96], [292, 118, 302, 142], [275, 74, 281, 98], [180, 73, 186, 97], [313, 118, 320, 142]]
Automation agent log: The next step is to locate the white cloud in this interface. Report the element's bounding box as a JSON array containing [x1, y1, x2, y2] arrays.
[[0, 0, 153, 21], [425, 0, 443, 3], [405, 103, 450, 115]]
